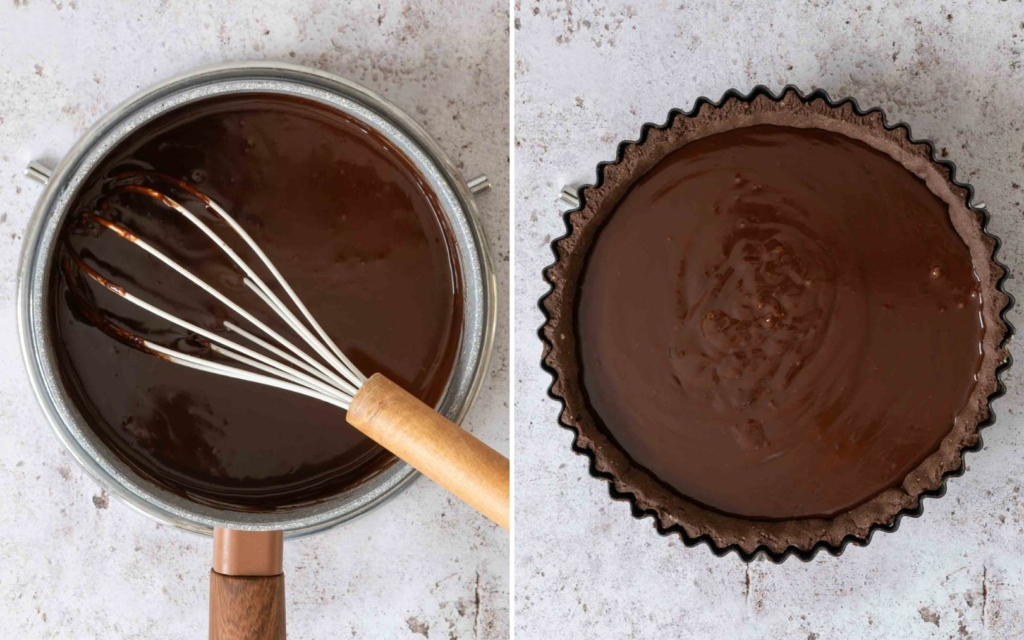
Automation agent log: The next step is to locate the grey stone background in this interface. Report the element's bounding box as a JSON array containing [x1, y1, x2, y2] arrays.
[[514, 1, 1024, 638], [0, 1, 508, 638]]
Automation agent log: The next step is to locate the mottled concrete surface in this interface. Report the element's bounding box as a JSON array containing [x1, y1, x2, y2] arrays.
[[0, 1, 508, 638], [515, 1, 1024, 638]]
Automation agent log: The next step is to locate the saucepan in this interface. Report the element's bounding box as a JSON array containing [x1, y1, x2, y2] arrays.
[[17, 61, 497, 637]]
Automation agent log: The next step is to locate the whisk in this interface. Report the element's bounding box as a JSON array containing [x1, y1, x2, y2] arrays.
[[63, 172, 509, 531]]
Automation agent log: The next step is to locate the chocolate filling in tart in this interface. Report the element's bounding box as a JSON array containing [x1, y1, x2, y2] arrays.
[[51, 93, 463, 512], [542, 89, 1010, 556]]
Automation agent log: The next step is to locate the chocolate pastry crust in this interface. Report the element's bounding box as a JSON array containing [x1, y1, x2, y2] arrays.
[[540, 86, 1012, 559]]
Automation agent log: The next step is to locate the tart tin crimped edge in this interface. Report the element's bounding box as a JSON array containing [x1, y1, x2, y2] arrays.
[[537, 84, 1015, 563]]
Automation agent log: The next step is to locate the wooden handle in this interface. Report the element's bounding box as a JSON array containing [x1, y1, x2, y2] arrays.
[[347, 373, 510, 530], [210, 529, 286, 640], [210, 573, 285, 640]]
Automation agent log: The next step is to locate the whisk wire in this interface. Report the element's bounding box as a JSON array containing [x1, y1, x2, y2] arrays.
[[82, 212, 356, 396], [114, 185, 365, 389], [144, 341, 351, 410], [221, 320, 358, 396], [68, 175, 368, 406], [132, 172, 365, 382], [199, 192, 368, 385], [73, 253, 349, 399], [149, 177, 365, 383], [206, 342, 351, 403]]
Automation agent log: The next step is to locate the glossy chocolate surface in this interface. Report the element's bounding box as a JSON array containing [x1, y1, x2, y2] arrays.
[[577, 125, 983, 519], [50, 94, 462, 511]]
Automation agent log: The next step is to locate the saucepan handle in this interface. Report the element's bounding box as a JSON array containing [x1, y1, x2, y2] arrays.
[[209, 529, 286, 640]]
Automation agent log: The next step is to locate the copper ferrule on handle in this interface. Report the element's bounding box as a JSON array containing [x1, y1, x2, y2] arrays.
[[213, 529, 283, 576]]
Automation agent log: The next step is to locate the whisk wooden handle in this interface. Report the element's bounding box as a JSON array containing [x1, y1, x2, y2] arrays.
[[347, 373, 510, 530]]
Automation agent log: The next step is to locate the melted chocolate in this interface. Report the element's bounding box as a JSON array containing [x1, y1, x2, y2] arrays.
[[50, 94, 462, 511], [578, 125, 983, 519]]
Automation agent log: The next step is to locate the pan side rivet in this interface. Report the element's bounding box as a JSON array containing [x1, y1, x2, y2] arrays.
[[559, 186, 580, 208], [25, 161, 54, 186], [466, 174, 491, 195]]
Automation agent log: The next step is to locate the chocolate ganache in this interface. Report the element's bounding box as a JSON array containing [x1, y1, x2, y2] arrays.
[[578, 125, 982, 520], [50, 94, 462, 511], [543, 90, 1010, 556]]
